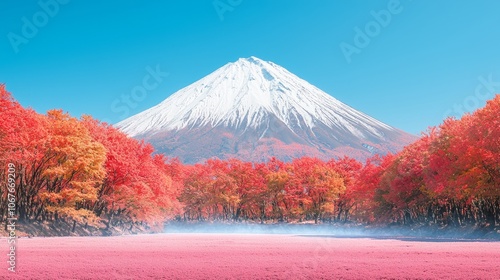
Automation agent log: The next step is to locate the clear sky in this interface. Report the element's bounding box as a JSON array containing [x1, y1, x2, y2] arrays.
[[1, 0, 499, 135]]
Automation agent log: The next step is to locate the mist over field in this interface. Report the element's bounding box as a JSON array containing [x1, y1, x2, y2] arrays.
[[162, 222, 500, 242]]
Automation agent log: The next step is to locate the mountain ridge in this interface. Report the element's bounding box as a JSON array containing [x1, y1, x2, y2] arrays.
[[116, 56, 417, 163]]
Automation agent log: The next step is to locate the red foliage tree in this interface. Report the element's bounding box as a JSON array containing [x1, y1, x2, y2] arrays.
[[83, 117, 177, 229]]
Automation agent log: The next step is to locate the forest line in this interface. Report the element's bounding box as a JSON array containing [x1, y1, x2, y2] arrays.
[[1, 85, 499, 233]]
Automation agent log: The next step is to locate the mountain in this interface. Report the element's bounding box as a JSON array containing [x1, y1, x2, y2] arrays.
[[116, 56, 417, 164]]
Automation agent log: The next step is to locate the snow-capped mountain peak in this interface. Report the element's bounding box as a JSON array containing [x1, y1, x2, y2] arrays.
[[116, 57, 415, 163], [118, 57, 392, 138]]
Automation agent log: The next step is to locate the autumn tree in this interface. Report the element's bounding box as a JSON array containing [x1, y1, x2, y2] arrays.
[[265, 158, 291, 222], [38, 110, 107, 230], [0, 85, 48, 223], [328, 156, 362, 222], [226, 159, 266, 221], [83, 117, 177, 230], [291, 157, 345, 223]]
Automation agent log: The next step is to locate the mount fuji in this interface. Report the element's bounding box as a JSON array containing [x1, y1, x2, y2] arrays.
[[116, 56, 416, 163]]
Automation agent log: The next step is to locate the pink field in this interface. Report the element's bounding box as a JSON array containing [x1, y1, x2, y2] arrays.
[[2, 234, 500, 279]]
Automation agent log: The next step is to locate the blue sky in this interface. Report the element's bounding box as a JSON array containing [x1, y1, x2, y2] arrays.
[[1, 0, 499, 135]]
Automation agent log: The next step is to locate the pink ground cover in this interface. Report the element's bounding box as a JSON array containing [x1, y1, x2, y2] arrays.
[[2, 234, 499, 279]]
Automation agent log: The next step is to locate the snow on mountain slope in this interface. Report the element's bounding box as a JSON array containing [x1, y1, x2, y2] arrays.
[[116, 56, 416, 163]]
